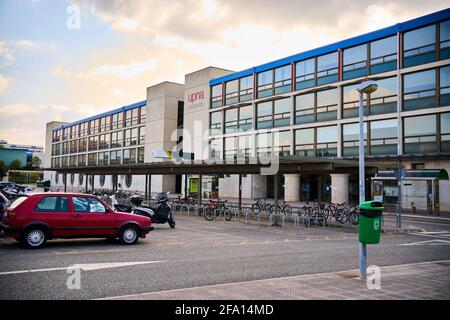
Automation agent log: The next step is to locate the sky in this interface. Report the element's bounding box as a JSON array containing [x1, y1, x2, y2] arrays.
[[0, 0, 449, 149]]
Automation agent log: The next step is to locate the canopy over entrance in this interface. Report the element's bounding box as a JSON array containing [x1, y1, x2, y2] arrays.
[[373, 169, 449, 181]]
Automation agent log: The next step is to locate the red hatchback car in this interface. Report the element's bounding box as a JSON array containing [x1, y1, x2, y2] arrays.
[[0, 193, 153, 248]]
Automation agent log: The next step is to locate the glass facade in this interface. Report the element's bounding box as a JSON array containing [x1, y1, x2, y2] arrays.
[[404, 114, 437, 153], [403, 25, 436, 68], [403, 69, 436, 111], [343, 44, 368, 80], [370, 36, 397, 74]]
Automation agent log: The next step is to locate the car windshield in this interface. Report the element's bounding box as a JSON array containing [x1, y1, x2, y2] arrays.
[[9, 196, 28, 209]]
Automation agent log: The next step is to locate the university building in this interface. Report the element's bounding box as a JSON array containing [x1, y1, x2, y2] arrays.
[[45, 9, 450, 212]]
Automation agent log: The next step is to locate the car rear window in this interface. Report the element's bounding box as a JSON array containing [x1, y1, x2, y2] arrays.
[[9, 196, 28, 209], [35, 196, 69, 212]]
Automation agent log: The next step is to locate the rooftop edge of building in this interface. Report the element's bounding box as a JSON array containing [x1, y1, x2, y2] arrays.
[[209, 7, 450, 86]]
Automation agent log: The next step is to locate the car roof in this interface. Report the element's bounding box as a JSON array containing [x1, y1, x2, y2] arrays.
[[28, 192, 99, 197]]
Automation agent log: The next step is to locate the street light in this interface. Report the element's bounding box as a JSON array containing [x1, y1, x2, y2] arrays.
[[356, 80, 378, 280]]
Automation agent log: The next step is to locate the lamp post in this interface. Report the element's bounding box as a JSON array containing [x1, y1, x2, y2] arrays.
[[356, 80, 378, 280]]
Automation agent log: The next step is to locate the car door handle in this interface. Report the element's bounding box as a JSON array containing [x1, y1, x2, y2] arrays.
[[74, 214, 81, 218]]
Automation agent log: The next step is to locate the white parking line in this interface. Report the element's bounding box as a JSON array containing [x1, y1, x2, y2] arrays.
[[0, 260, 166, 276]]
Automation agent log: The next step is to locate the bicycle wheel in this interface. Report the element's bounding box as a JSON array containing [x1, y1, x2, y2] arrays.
[[251, 203, 261, 215], [204, 207, 215, 221], [283, 204, 292, 215], [224, 208, 232, 221]]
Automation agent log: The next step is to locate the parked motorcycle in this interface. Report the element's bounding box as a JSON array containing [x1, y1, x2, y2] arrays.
[[110, 192, 176, 229]]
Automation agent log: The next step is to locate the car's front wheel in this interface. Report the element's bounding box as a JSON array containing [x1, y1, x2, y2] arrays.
[[119, 225, 139, 245], [22, 228, 48, 249]]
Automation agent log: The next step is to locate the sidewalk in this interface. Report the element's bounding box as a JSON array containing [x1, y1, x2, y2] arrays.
[[102, 260, 450, 300]]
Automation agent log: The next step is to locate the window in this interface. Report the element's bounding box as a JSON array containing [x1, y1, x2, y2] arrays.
[[403, 25, 436, 67], [138, 147, 145, 163], [225, 80, 239, 105], [88, 153, 97, 166], [370, 76, 397, 114], [98, 151, 109, 165], [316, 89, 338, 122], [256, 101, 273, 129], [238, 135, 252, 158], [125, 109, 138, 127], [295, 93, 315, 124], [139, 105, 147, 124], [256, 132, 271, 157], [343, 84, 367, 118], [124, 128, 138, 146], [295, 58, 315, 90], [35, 196, 69, 212], [404, 114, 437, 153], [440, 20, 450, 59], [370, 36, 397, 74], [370, 119, 398, 155], [239, 105, 253, 132], [211, 84, 223, 108], [69, 140, 78, 154], [224, 108, 238, 133], [316, 125, 337, 157], [79, 174, 84, 186], [273, 130, 291, 156], [111, 131, 123, 148], [440, 66, 450, 106], [88, 136, 98, 151], [343, 44, 368, 80], [78, 138, 87, 152], [256, 98, 291, 129], [79, 122, 87, 137], [273, 98, 291, 127], [343, 123, 368, 157], [441, 112, 450, 152], [257, 70, 273, 98], [138, 126, 145, 144], [99, 134, 110, 150], [70, 174, 75, 186], [78, 154, 86, 166], [317, 52, 338, 85], [209, 138, 222, 159], [403, 69, 436, 111], [73, 197, 106, 213], [110, 150, 122, 165], [61, 156, 68, 167], [224, 136, 237, 159], [239, 76, 253, 102], [52, 143, 60, 156], [69, 155, 77, 166], [295, 128, 314, 157], [274, 65, 292, 94], [61, 142, 68, 155], [123, 148, 137, 164], [210, 111, 222, 135]]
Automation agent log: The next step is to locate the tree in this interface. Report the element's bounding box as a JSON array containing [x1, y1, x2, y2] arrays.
[[0, 160, 6, 180], [9, 159, 23, 170], [32, 156, 42, 168]]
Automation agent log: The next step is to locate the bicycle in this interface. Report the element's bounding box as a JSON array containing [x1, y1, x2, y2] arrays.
[[204, 199, 232, 221], [251, 198, 271, 215], [268, 200, 293, 215]]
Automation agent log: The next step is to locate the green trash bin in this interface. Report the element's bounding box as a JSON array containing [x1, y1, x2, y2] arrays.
[[358, 201, 384, 244]]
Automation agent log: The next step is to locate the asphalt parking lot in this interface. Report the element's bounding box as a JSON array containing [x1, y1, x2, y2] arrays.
[[1, 214, 449, 299]]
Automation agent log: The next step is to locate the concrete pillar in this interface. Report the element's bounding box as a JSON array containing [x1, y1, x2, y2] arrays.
[[331, 174, 350, 204], [284, 174, 300, 202]]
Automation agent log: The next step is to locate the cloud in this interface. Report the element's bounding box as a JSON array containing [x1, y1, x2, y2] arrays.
[[0, 103, 101, 147], [88, 58, 157, 79], [53, 57, 157, 80], [0, 42, 14, 66], [0, 74, 10, 93]]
